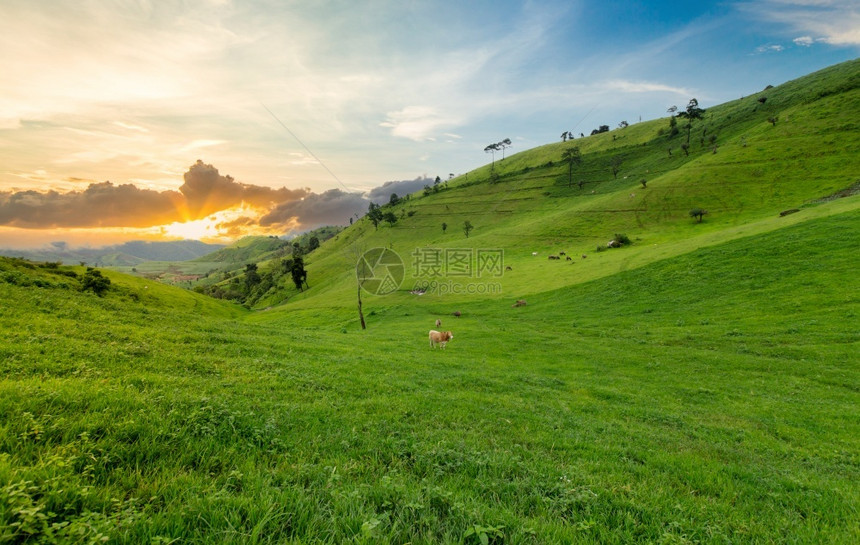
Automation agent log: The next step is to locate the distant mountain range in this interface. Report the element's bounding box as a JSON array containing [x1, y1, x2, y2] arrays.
[[0, 239, 226, 266]]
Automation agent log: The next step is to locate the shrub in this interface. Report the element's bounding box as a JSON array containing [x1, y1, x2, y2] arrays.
[[2, 271, 32, 286], [613, 233, 632, 246], [81, 268, 111, 296]]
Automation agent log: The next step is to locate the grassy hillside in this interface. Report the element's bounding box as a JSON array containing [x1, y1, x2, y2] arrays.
[[233, 59, 859, 315], [1, 60, 858, 543], [191, 236, 290, 264], [109, 236, 294, 288], [1, 209, 857, 543]]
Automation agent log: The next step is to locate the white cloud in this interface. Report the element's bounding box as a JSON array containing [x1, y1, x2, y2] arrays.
[[741, 1, 860, 46], [180, 140, 227, 152], [380, 106, 462, 142], [605, 80, 693, 95], [793, 35, 815, 46], [755, 44, 786, 53], [114, 121, 149, 133], [287, 153, 320, 167]]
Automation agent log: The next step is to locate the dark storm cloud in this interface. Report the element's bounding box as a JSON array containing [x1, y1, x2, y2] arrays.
[[0, 160, 310, 229], [0, 182, 184, 228], [259, 188, 369, 231], [1, 161, 438, 235], [365, 175, 434, 204], [180, 160, 309, 217]]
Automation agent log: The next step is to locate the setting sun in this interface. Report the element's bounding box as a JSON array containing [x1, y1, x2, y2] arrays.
[[161, 217, 218, 241]]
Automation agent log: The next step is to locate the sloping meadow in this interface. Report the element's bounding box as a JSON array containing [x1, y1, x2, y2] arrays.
[[1, 208, 857, 542]]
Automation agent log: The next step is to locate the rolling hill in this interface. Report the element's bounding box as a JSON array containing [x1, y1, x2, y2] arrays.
[[0, 59, 858, 543], [0, 239, 225, 266], [223, 58, 859, 315]]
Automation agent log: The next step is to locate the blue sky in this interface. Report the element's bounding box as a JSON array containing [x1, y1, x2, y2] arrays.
[[0, 0, 856, 246]]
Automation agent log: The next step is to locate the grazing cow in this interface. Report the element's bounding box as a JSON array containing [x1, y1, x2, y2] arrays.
[[581, 254, 587, 259], [453, 310, 461, 318], [512, 299, 527, 307], [505, 266, 512, 271], [607, 240, 620, 248], [532, 252, 538, 256], [559, 251, 566, 256], [566, 256, 572, 261], [435, 319, 442, 327], [429, 330, 453, 349]]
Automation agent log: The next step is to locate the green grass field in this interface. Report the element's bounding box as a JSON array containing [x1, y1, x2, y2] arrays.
[[2, 209, 857, 543], [1, 60, 858, 543]]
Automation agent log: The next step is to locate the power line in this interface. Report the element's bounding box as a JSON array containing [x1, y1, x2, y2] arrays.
[[261, 103, 355, 194]]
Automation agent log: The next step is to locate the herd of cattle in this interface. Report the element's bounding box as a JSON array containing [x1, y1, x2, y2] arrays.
[[537, 251, 587, 261], [427, 250, 598, 348]]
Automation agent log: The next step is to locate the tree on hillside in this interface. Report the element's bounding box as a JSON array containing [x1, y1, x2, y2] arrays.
[[676, 98, 705, 144], [383, 211, 398, 226], [244, 263, 261, 291], [389, 193, 400, 205], [367, 202, 383, 230], [561, 131, 570, 142], [610, 156, 623, 179], [561, 146, 582, 188], [618, 120, 629, 129], [498, 138, 512, 160], [689, 208, 708, 223], [463, 220, 474, 238], [484, 142, 500, 170], [308, 236, 320, 252], [283, 257, 308, 291], [668, 115, 679, 137], [82, 268, 110, 296]]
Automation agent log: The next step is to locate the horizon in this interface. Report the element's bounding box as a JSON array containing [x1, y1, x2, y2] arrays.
[[1, 0, 857, 249]]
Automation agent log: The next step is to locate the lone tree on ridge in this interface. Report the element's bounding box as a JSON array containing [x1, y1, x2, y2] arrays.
[[689, 208, 708, 223], [676, 98, 705, 144], [561, 146, 582, 188]]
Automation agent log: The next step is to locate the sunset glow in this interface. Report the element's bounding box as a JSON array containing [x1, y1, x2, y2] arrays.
[[0, 0, 856, 249], [161, 218, 220, 243]]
